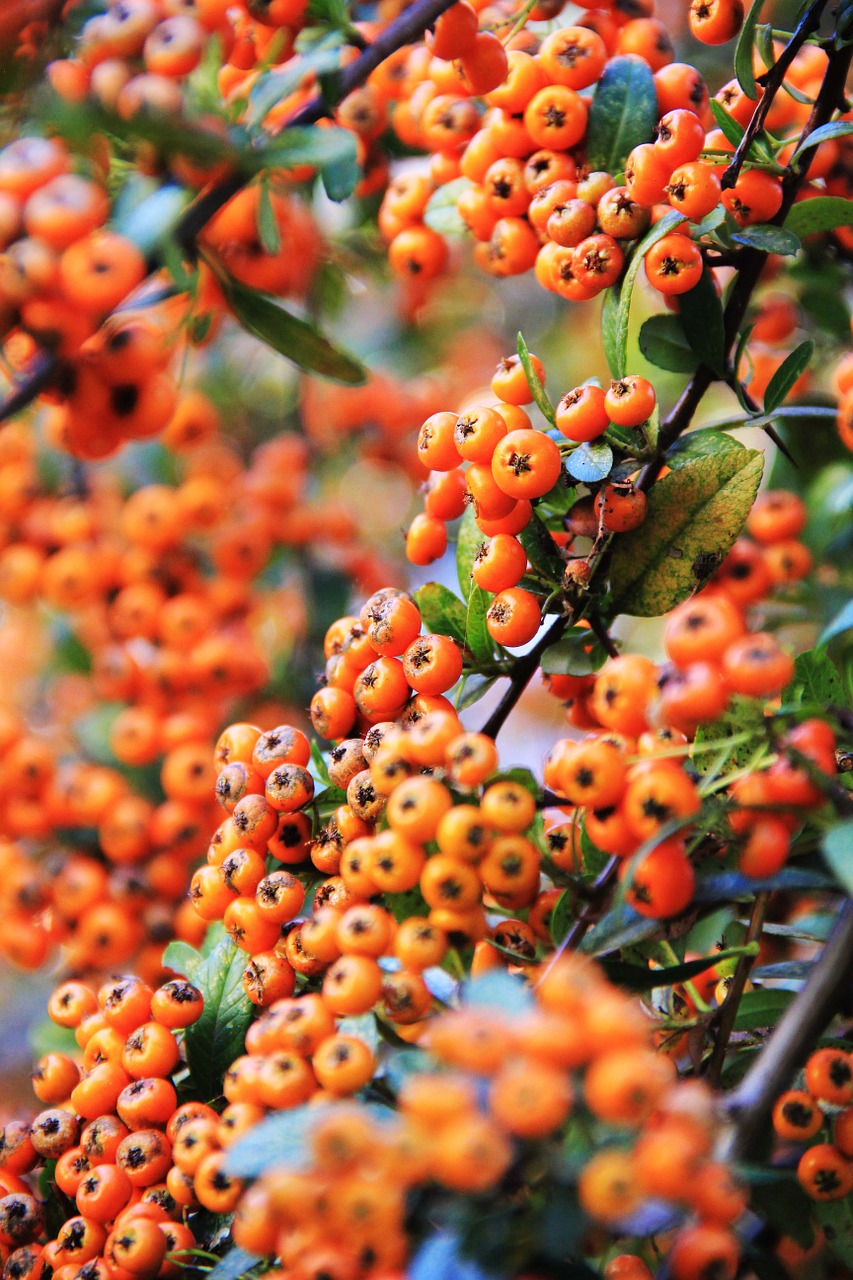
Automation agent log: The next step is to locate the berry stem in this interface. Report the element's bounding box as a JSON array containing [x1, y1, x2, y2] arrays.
[[721, 898, 853, 1160], [704, 890, 768, 1086]]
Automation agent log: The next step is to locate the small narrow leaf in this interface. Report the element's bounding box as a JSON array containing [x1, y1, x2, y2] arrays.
[[791, 120, 853, 162], [516, 332, 556, 426], [247, 47, 342, 127], [455, 672, 500, 710], [256, 180, 281, 255], [678, 270, 726, 376], [456, 505, 482, 602], [610, 449, 764, 615], [763, 339, 813, 412], [465, 584, 495, 665], [600, 284, 621, 379], [731, 224, 801, 256], [734, 0, 765, 99], [822, 820, 853, 892], [614, 209, 685, 379], [519, 511, 564, 584], [425, 177, 472, 236], [638, 314, 699, 374], [566, 440, 613, 483], [414, 583, 469, 649], [710, 99, 746, 147], [218, 273, 365, 384], [785, 195, 853, 238], [206, 1249, 261, 1280], [586, 55, 658, 173]]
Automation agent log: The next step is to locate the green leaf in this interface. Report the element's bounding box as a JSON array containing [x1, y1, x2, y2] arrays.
[[247, 46, 343, 127], [162, 941, 203, 982], [733, 988, 796, 1029], [667, 428, 747, 469], [818, 599, 853, 647], [185, 938, 254, 1102], [763, 339, 813, 412], [814, 1197, 853, 1267], [464, 970, 533, 1015], [256, 180, 281, 256], [226, 1107, 317, 1177], [600, 285, 621, 379], [692, 694, 766, 774], [754, 22, 776, 74], [456, 505, 482, 602], [791, 120, 853, 162], [516, 332, 556, 427], [489, 766, 539, 796], [695, 867, 835, 900], [206, 1249, 261, 1280], [731, 224, 801, 256], [549, 890, 574, 946], [580, 899, 660, 955], [638, 314, 699, 374], [465, 584, 494, 665], [425, 177, 472, 236], [610, 449, 764, 616], [586, 55, 658, 173], [519, 511, 564, 584], [414, 582, 469, 649], [455, 672, 500, 710], [258, 126, 359, 201], [601, 946, 757, 992], [566, 440, 613, 483], [218, 273, 365, 384], [678, 270, 726, 376], [710, 98, 746, 147], [612, 208, 685, 380], [747, 1177, 814, 1249], [116, 183, 190, 260], [784, 648, 845, 706], [784, 195, 853, 238], [734, 0, 765, 99], [822, 819, 853, 894], [541, 628, 604, 677]]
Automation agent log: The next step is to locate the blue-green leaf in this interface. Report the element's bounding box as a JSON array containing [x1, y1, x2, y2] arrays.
[[566, 440, 613, 483], [731, 224, 801, 256], [821, 819, 853, 894]]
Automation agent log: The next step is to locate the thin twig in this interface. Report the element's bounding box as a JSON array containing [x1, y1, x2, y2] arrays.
[[0, 352, 59, 425], [704, 891, 768, 1085], [721, 899, 853, 1162], [480, 614, 567, 740], [721, 0, 832, 191]]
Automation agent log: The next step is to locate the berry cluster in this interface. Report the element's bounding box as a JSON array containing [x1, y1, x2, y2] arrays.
[[0, 973, 205, 1280], [222, 955, 748, 1280], [773, 1047, 853, 1202]]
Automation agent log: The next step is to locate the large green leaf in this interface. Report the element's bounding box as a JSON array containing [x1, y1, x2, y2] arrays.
[[815, 1198, 853, 1267], [667, 428, 747, 469], [465, 584, 494, 665], [734, 0, 765, 98], [610, 209, 684, 380], [638, 314, 699, 374], [733, 988, 796, 1030], [185, 938, 254, 1102], [610, 449, 764, 616], [784, 195, 853, 238], [821, 819, 853, 893], [456, 505, 482, 601], [585, 56, 658, 173], [784, 648, 845, 706], [678, 269, 726, 376], [218, 273, 365, 384], [414, 583, 468, 649]]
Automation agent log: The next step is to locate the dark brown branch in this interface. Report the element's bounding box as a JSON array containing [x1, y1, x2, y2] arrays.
[[562, 857, 620, 950], [721, 0, 832, 191], [704, 891, 768, 1085], [722, 899, 853, 1162], [480, 614, 567, 740], [0, 352, 58, 424]]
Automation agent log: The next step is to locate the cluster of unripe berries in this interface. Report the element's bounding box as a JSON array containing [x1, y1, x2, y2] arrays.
[[221, 955, 749, 1280], [773, 1046, 853, 1203], [0, 973, 206, 1280]]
